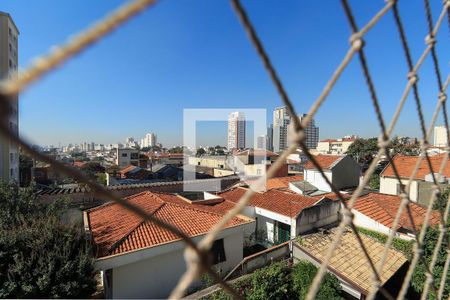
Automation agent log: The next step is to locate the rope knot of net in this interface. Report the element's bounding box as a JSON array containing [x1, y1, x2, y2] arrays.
[[425, 34, 437, 46], [349, 34, 364, 51], [377, 135, 391, 149], [439, 91, 447, 103], [407, 71, 419, 84]]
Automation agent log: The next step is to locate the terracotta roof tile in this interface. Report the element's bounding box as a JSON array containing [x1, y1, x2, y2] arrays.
[[88, 191, 251, 258], [381, 153, 450, 180], [353, 192, 441, 231], [266, 175, 304, 189], [220, 187, 318, 218], [303, 155, 344, 170]]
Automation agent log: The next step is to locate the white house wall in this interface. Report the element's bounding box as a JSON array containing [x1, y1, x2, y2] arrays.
[[379, 177, 419, 202], [352, 209, 413, 240], [305, 169, 333, 192], [109, 230, 244, 299]]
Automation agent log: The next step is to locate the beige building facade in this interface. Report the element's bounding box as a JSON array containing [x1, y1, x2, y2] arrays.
[[0, 12, 19, 181]]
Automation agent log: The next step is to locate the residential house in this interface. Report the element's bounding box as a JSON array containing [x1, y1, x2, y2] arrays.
[[86, 191, 254, 299], [293, 227, 407, 299], [301, 155, 360, 193], [219, 187, 341, 246], [379, 153, 450, 206], [352, 192, 441, 239]]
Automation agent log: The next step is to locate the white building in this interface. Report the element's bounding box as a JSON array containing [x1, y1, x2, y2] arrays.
[[86, 191, 254, 298], [115, 148, 140, 168], [316, 137, 357, 155], [351, 192, 441, 240], [140, 132, 157, 148], [0, 12, 19, 181], [220, 187, 341, 245], [272, 107, 291, 152], [434, 125, 448, 147], [227, 112, 246, 150], [379, 153, 450, 205], [303, 155, 360, 193]]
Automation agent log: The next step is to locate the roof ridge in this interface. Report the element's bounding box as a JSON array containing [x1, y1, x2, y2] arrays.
[[164, 200, 233, 219], [108, 201, 166, 254]]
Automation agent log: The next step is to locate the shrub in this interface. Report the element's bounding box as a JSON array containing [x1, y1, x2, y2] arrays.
[[0, 181, 96, 298], [291, 260, 343, 300]]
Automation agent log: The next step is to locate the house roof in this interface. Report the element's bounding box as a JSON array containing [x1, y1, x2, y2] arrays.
[[219, 187, 319, 218], [353, 192, 441, 232], [120, 165, 138, 174], [319, 138, 356, 143], [303, 155, 345, 170], [380, 153, 450, 180], [234, 149, 279, 157], [88, 191, 251, 258], [266, 175, 304, 190], [299, 227, 407, 294]]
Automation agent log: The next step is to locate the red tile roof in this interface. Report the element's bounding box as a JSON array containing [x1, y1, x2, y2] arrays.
[[73, 161, 86, 168], [381, 154, 450, 180], [303, 155, 344, 170], [220, 187, 318, 218], [88, 191, 250, 258], [120, 165, 137, 174], [266, 175, 304, 190], [353, 192, 441, 232]]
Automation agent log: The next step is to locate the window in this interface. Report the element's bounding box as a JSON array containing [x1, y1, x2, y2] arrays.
[[130, 153, 139, 159], [121, 153, 127, 157], [396, 183, 406, 194], [210, 239, 226, 264]]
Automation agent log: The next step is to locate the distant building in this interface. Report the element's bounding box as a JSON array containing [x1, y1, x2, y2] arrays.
[[434, 125, 448, 147], [256, 135, 266, 150], [272, 107, 290, 152], [115, 148, 140, 168], [0, 11, 19, 181], [316, 136, 357, 155], [266, 124, 273, 151], [227, 112, 246, 150], [140, 133, 157, 148], [289, 114, 319, 149]]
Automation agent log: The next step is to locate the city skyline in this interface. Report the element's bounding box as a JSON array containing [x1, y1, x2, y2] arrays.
[[2, 1, 449, 147]]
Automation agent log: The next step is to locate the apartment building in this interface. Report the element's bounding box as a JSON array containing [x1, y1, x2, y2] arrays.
[[316, 137, 357, 155], [0, 12, 19, 181], [272, 106, 290, 152], [434, 125, 448, 147], [140, 132, 157, 148], [115, 148, 140, 168], [288, 114, 319, 150], [227, 112, 246, 150]]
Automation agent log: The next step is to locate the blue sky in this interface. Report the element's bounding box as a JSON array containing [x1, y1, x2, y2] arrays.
[[1, 0, 449, 147]]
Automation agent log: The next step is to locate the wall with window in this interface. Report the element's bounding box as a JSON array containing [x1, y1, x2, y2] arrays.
[[98, 225, 250, 299], [379, 176, 419, 202]]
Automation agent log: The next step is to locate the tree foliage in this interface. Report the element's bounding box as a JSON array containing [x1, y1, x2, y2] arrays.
[[346, 138, 379, 164], [411, 226, 450, 299], [0, 181, 96, 298], [202, 260, 343, 300]]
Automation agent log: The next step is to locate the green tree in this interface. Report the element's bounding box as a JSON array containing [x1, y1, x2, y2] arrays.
[[291, 260, 343, 300], [346, 138, 379, 164], [196, 148, 206, 157], [369, 173, 380, 190], [247, 261, 292, 300], [411, 226, 450, 299], [0, 181, 96, 298], [433, 187, 450, 214]]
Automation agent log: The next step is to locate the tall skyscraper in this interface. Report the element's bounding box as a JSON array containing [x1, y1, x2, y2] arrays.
[[434, 125, 448, 147], [272, 106, 291, 152], [0, 12, 19, 181], [266, 124, 273, 151], [289, 114, 319, 149], [227, 112, 246, 150]]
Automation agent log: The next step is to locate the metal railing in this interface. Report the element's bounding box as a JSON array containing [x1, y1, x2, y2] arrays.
[[0, 0, 449, 299]]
